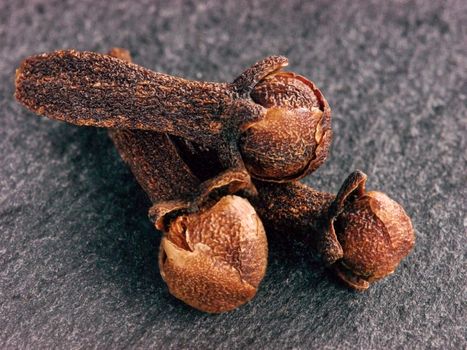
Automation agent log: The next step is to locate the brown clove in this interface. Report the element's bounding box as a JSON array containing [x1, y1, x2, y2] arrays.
[[106, 49, 269, 313], [15, 49, 331, 183], [160, 130, 415, 290], [111, 128, 269, 313], [252, 173, 415, 290], [159, 195, 268, 313]]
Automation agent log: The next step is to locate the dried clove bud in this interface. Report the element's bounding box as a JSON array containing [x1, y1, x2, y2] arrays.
[[111, 128, 268, 313], [106, 49, 268, 313], [332, 190, 415, 290], [240, 71, 331, 181], [253, 171, 415, 290], [159, 195, 268, 313], [15, 49, 331, 183]]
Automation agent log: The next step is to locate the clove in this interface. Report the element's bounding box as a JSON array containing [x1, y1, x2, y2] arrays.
[[15, 49, 331, 184], [252, 175, 415, 290], [145, 129, 416, 291]]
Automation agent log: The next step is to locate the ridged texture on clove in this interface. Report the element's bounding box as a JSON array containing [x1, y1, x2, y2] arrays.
[[15, 50, 233, 145], [334, 191, 415, 288], [240, 72, 332, 182], [109, 129, 200, 202], [159, 195, 268, 313], [252, 180, 334, 238]]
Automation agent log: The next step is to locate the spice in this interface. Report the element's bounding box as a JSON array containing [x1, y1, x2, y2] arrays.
[[15, 48, 415, 312], [111, 129, 268, 313], [15, 49, 331, 183], [159, 195, 268, 313], [105, 49, 413, 301], [109, 50, 413, 292], [252, 174, 415, 290]]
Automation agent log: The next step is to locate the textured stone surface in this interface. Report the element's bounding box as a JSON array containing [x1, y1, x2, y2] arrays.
[[0, 0, 465, 348]]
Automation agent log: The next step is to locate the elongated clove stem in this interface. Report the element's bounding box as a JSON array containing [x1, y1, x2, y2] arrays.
[[16, 50, 236, 145], [109, 129, 200, 203], [251, 180, 337, 259]]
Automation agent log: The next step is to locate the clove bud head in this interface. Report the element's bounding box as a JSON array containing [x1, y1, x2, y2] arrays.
[[334, 191, 415, 290], [239, 72, 332, 182], [158, 195, 268, 313]]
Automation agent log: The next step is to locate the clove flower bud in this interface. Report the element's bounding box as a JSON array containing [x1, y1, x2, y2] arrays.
[[240, 71, 331, 181], [159, 195, 268, 313], [253, 172, 415, 290]]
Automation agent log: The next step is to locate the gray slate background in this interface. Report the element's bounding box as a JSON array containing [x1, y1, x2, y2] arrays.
[[1, 0, 466, 349]]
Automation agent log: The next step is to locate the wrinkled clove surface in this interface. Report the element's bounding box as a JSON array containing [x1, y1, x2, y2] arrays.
[[253, 176, 415, 290], [159, 195, 267, 313], [110, 129, 199, 202], [168, 133, 415, 290], [15, 49, 331, 182], [110, 128, 269, 313]]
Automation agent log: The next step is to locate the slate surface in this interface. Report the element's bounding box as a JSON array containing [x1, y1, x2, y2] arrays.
[[1, 0, 466, 349]]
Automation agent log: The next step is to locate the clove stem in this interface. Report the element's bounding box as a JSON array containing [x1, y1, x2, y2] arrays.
[[15, 50, 285, 146]]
